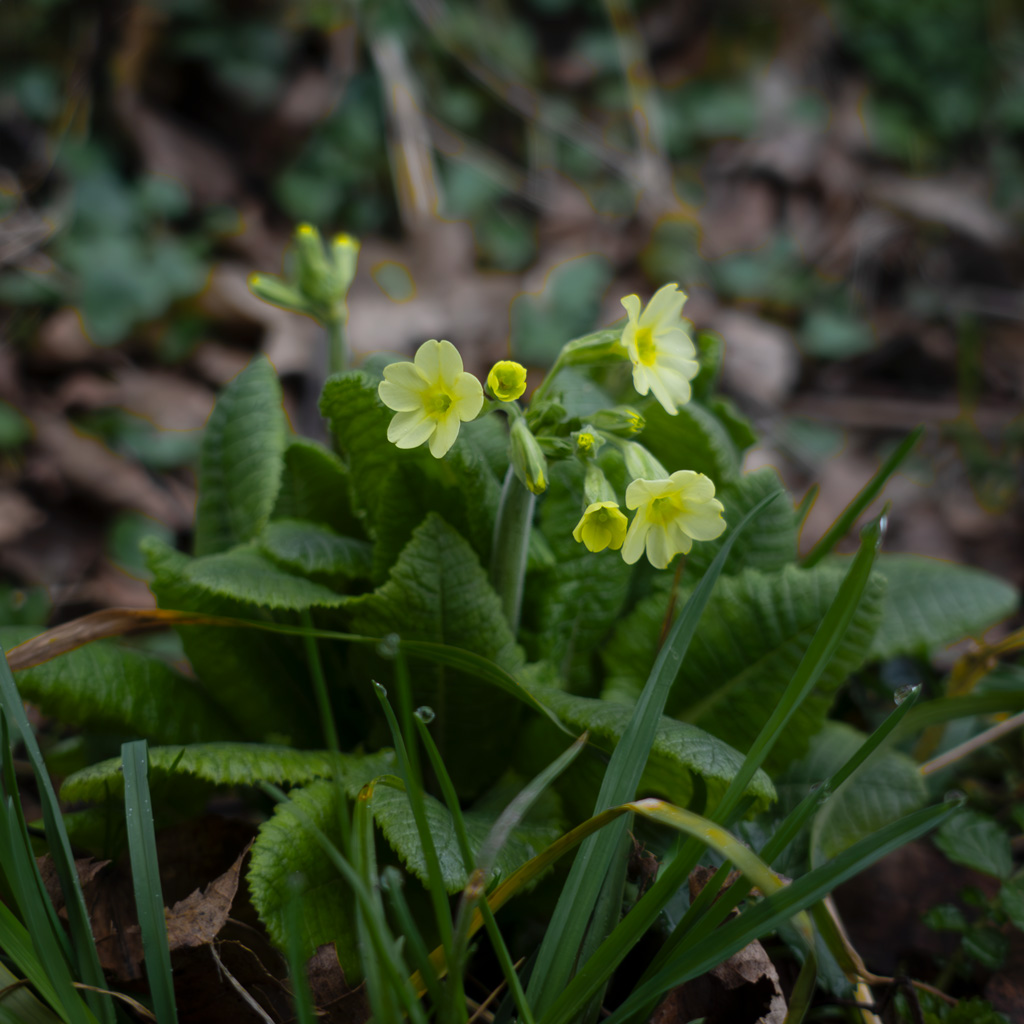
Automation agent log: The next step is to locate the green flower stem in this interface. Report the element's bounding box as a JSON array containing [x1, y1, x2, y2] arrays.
[[491, 465, 536, 634], [326, 313, 347, 376], [529, 328, 625, 406]]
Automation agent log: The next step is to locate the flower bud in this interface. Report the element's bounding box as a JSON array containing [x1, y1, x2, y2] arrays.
[[583, 462, 616, 506], [330, 233, 360, 295], [590, 405, 645, 437], [559, 328, 628, 367], [247, 273, 314, 315], [294, 223, 336, 306], [620, 441, 669, 482], [509, 417, 548, 494], [487, 360, 528, 402]]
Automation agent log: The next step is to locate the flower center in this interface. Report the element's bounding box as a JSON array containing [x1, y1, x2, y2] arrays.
[[427, 390, 453, 415], [649, 495, 678, 524], [635, 326, 657, 366]]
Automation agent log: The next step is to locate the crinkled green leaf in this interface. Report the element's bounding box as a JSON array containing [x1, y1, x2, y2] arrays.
[[347, 513, 524, 796], [61, 743, 392, 803], [868, 554, 1019, 660], [195, 356, 288, 556], [935, 809, 1013, 880], [144, 538, 315, 744], [260, 519, 372, 581], [273, 437, 363, 536], [799, 722, 927, 866], [520, 681, 776, 811], [639, 399, 741, 483], [370, 440, 501, 583], [684, 467, 799, 577], [249, 773, 384, 971], [368, 775, 564, 891], [604, 564, 885, 769], [524, 461, 632, 689], [319, 370, 422, 524], [173, 543, 349, 610], [0, 629, 237, 746]]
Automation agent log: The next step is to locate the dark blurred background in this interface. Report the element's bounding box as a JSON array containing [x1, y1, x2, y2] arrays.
[[1, 0, 1022, 627]]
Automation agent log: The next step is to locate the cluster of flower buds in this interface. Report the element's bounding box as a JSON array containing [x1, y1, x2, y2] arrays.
[[248, 223, 359, 326], [374, 282, 726, 570]]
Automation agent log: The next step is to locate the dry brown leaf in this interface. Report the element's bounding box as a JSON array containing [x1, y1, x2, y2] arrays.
[[306, 944, 372, 1024], [165, 845, 249, 951], [650, 940, 787, 1024], [5, 607, 219, 671]]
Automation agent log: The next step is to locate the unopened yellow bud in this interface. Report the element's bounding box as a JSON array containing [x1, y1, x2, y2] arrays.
[[487, 360, 528, 402]]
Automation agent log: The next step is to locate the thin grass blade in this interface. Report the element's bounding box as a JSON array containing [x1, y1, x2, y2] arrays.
[[548, 511, 887, 1022], [122, 740, 178, 1024], [802, 427, 921, 567], [525, 491, 780, 1013], [597, 800, 959, 1024], [0, 645, 112, 1024]]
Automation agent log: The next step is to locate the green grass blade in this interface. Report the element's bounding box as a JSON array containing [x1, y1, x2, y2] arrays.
[[598, 799, 958, 1024], [526, 491, 780, 1014], [282, 879, 317, 1024], [0, 646, 112, 1024], [381, 866, 444, 1010], [0, 961, 67, 1024], [416, 717, 559, 1024], [122, 740, 178, 1024], [548, 511, 886, 1021], [897, 691, 1024, 733], [373, 683, 457, 968], [0, 900, 72, 1021], [259, 781, 428, 1024], [351, 792, 402, 1024], [802, 427, 921, 568]]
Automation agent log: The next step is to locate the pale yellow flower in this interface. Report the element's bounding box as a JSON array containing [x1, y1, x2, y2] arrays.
[[378, 339, 483, 458], [487, 360, 528, 402], [573, 502, 628, 553], [621, 283, 699, 416], [621, 471, 725, 569]]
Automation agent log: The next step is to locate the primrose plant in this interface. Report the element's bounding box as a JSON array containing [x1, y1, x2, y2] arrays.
[[2, 222, 1019, 1023]]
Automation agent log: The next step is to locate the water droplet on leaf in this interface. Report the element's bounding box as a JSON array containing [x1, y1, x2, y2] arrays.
[[377, 633, 401, 658], [373, 681, 387, 697], [894, 683, 920, 706], [415, 706, 436, 723]]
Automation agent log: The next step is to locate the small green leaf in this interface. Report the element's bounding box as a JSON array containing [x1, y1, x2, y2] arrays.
[[273, 437, 363, 535], [604, 564, 885, 768], [144, 538, 315, 744], [521, 683, 776, 811], [61, 743, 392, 803], [370, 442, 501, 582], [195, 356, 289, 556], [248, 780, 360, 970], [348, 514, 524, 795], [869, 554, 1019, 660], [639, 400, 741, 484], [525, 461, 632, 689], [923, 904, 968, 933], [935, 810, 1013, 880], [683, 467, 799, 577], [260, 519, 372, 581], [798, 722, 927, 866], [962, 927, 1008, 970], [173, 543, 349, 610], [369, 776, 563, 892], [0, 629, 237, 745], [1000, 877, 1024, 931], [319, 370, 419, 522]]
